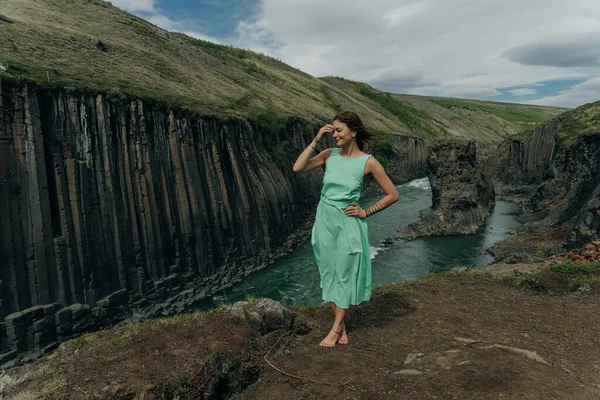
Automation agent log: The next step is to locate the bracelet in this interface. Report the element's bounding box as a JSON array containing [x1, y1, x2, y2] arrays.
[[308, 144, 316, 152], [365, 201, 383, 217]]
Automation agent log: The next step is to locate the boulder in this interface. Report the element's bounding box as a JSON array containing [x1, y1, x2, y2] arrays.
[[228, 298, 310, 335], [0, 14, 13, 23]]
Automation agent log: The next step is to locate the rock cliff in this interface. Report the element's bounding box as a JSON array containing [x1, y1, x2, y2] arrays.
[[396, 139, 495, 239], [494, 101, 600, 249], [0, 79, 326, 365], [0, 79, 426, 366]]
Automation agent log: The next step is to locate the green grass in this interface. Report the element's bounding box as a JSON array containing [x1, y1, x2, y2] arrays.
[[556, 101, 600, 146], [355, 83, 427, 131], [248, 105, 295, 171], [427, 97, 562, 128], [0, 0, 342, 120], [321, 87, 342, 113], [505, 262, 600, 295]]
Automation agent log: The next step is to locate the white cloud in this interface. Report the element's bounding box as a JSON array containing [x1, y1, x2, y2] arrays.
[[146, 14, 221, 43], [228, 0, 600, 108], [508, 88, 538, 96], [383, 1, 434, 28], [528, 78, 600, 107], [109, 0, 600, 108], [109, 2, 221, 44], [109, 0, 155, 12]]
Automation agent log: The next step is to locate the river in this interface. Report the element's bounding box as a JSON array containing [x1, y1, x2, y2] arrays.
[[205, 178, 521, 308]]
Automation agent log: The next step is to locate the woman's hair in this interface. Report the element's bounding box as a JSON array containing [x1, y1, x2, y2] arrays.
[[333, 111, 377, 151]]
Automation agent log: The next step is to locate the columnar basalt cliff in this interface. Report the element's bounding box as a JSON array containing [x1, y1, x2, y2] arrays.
[[396, 139, 495, 239], [0, 80, 427, 365], [0, 80, 329, 365], [493, 101, 600, 250], [493, 120, 559, 196]]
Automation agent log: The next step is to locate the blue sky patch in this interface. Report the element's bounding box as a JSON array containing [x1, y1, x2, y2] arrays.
[[490, 78, 587, 104]]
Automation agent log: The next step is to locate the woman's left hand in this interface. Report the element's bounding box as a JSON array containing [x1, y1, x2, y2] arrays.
[[344, 202, 367, 218]]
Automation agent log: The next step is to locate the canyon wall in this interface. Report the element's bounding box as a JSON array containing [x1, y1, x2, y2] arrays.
[[0, 79, 427, 365], [494, 107, 600, 249], [496, 120, 559, 186], [0, 80, 326, 365]]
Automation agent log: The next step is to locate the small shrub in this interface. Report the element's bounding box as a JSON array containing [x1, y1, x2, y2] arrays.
[[243, 61, 265, 76], [106, 88, 126, 103], [154, 351, 260, 399]]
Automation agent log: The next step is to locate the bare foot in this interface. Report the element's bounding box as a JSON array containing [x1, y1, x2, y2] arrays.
[[319, 328, 341, 347], [338, 322, 349, 345]]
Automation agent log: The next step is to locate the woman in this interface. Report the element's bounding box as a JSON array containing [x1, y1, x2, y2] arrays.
[[292, 111, 399, 347]]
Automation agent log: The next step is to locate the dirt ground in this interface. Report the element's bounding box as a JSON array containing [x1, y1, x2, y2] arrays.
[[239, 273, 600, 400], [2, 263, 600, 399], [0, 312, 260, 399]]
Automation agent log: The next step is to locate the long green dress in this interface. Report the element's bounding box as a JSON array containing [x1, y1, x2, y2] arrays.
[[311, 147, 372, 309]]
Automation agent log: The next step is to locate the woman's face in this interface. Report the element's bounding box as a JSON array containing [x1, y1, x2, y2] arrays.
[[332, 120, 355, 147]]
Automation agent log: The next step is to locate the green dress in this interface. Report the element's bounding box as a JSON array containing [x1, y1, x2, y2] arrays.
[[311, 148, 372, 309]]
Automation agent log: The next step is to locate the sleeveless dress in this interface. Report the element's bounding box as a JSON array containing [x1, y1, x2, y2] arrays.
[[311, 148, 372, 309]]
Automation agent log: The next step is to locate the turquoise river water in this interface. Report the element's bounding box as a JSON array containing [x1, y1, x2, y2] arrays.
[[204, 178, 520, 308]]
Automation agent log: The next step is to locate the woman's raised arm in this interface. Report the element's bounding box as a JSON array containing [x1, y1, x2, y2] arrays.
[[292, 124, 334, 173]]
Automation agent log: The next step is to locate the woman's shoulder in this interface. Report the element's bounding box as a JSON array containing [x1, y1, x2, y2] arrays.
[[364, 154, 382, 170], [316, 147, 334, 164], [322, 147, 336, 157]]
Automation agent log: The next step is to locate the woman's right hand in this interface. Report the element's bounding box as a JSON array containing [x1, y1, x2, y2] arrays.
[[315, 124, 334, 142]]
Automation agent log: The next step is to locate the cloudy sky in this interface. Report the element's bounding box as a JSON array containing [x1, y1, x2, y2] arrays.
[[110, 0, 600, 108]]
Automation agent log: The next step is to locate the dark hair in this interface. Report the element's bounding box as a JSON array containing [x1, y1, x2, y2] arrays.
[[333, 111, 376, 151]]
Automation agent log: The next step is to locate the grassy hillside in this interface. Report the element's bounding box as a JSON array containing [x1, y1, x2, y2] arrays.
[[0, 0, 566, 143], [556, 100, 600, 145], [321, 78, 569, 143]]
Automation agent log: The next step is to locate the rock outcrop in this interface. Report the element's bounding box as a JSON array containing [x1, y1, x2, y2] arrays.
[[228, 298, 310, 335], [397, 139, 495, 239], [0, 79, 426, 365]]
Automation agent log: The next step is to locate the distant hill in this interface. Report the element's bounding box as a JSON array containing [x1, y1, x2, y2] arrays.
[[0, 0, 567, 142]]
